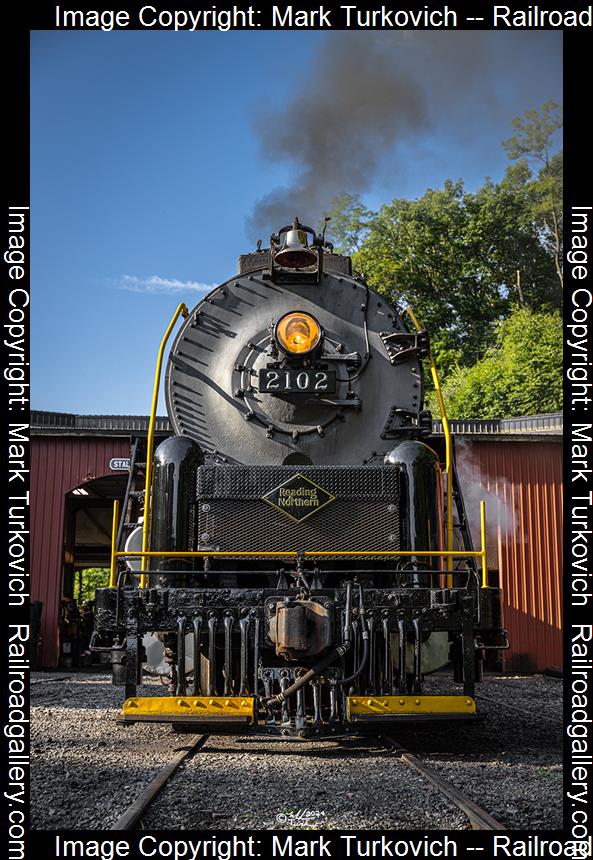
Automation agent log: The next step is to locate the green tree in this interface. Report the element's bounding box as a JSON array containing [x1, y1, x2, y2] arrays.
[[355, 179, 491, 368], [438, 307, 562, 419], [502, 100, 563, 290], [322, 193, 373, 256], [78, 568, 110, 604], [351, 177, 557, 370], [323, 105, 563, 417]]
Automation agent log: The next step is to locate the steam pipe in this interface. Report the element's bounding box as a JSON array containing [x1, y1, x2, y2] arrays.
[[343, 581, 353, 643], [334, 586, 369, 687], [334, 622, 369, 687], [191, 616, 202, 696], [263, 642, 351, 708], [176, 617, 187, 696]]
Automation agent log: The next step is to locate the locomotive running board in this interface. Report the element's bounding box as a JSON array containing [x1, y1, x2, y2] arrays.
[[347, 695, 477, 722], [118, 696, 255, 724]]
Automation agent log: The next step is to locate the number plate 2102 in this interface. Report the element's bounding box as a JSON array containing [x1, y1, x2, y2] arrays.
[[259, 367, 337, 394]]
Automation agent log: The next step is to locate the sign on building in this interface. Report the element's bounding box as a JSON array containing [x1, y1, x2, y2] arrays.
[[110, 458, 131, 471]]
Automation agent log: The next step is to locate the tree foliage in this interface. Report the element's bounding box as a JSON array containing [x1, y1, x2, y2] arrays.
[[323, 103, 563, 416], [438, 307, 563, 419], [78, 568, 110, 604], [348, 176, 558, 370], [322, 193, 372, 255], [502, 100, 563, 288]]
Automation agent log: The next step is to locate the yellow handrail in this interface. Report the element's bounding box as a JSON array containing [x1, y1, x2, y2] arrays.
[[109, 499, 120, 587], [480, 499, 488, 588], [405, 307, 454, 581], [140, 303, 189, 588], [110, 504, 489, 587], [116, 549, 484, 559]]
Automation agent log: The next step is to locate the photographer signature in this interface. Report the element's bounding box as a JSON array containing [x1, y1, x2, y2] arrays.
[[276, 808, 326, 825]]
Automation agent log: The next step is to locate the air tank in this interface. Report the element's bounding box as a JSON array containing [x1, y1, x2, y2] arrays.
[[386, 440, 447, 674], [150, 436, 203, 586], [385, 440, 443, 579]]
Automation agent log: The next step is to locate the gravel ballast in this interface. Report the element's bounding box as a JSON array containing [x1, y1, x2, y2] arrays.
[[31, 671, 562, 831], [31, 674, 179, 830]]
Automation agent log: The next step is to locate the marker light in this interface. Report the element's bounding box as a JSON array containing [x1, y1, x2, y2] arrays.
[[275, 312, 322, 355]]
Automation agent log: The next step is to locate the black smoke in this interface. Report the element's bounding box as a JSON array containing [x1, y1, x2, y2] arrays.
[[247, 31, 552, 241]]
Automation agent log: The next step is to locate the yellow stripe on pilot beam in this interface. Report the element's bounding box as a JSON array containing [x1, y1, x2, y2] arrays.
[[347, 695, 476, 719], [123, 696, 255, 719]]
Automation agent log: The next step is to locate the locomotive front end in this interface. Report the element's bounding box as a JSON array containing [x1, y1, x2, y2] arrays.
[[93, 219, 507, 737]]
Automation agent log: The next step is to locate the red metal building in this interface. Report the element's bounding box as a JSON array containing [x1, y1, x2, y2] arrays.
[[31, 411, 562, 671], [31, 413, 169, 668], [445, 414, 563, 672]]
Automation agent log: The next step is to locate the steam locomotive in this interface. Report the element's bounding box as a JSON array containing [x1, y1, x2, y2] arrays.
[[94, 219, 505, 737]]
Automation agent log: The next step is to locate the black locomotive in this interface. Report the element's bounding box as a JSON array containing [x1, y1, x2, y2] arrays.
[[94, 219, 505, 737]]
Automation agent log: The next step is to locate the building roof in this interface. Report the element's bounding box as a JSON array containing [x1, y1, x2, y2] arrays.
[[433, 412, 563, 441], [31, 411, 171, 436], [31, 410, 563, 441]]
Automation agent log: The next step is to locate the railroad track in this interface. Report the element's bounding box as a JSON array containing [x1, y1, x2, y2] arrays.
[[478, 694, 562, 728], [381, 734, 505, 831], [30, 675, 74, 685], [112, 734, 210, 830], [111, 731, 505, 831]]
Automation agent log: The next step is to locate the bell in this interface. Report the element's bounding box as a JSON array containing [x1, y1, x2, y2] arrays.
[[275, 219, 318, 269]]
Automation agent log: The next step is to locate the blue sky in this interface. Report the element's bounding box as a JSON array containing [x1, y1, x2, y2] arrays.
[[31, 30, 562, 415]]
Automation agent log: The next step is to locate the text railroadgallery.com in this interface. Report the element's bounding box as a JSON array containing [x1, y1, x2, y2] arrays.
[[566, 204, 593, 855], [3, 203, 30, 860]]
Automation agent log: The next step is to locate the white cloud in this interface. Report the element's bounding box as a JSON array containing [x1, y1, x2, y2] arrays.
[[117, 275, 216, 295]]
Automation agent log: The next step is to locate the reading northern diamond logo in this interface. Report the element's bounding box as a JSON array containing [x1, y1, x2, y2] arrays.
[[262, 473, 336, 523]]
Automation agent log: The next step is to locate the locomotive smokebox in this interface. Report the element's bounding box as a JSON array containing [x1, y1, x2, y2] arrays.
[[151, 436, 203, 586]]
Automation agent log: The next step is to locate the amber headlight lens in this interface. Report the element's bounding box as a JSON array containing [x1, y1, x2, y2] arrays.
[[275, 312, 321, 355]]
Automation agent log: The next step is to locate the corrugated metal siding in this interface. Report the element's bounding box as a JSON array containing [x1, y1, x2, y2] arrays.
[[456, 440, 563, 671], [31, 436, 130, 667]]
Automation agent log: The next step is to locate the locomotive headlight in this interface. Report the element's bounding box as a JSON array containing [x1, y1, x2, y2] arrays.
[[275, 311, 322, 356]]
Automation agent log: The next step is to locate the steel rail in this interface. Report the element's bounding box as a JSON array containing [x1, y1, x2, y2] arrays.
[[478, 694, 562, 728], [382, 735, 506, 831], [30, 675, 73, 685], [111, 734, 209, 830]]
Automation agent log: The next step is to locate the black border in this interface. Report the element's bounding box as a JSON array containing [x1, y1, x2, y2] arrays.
[[2, 5, 587, 857], [563, 25, 593, 858]]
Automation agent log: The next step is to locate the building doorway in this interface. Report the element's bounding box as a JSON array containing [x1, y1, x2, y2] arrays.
[[60, 474, 127, 667]]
